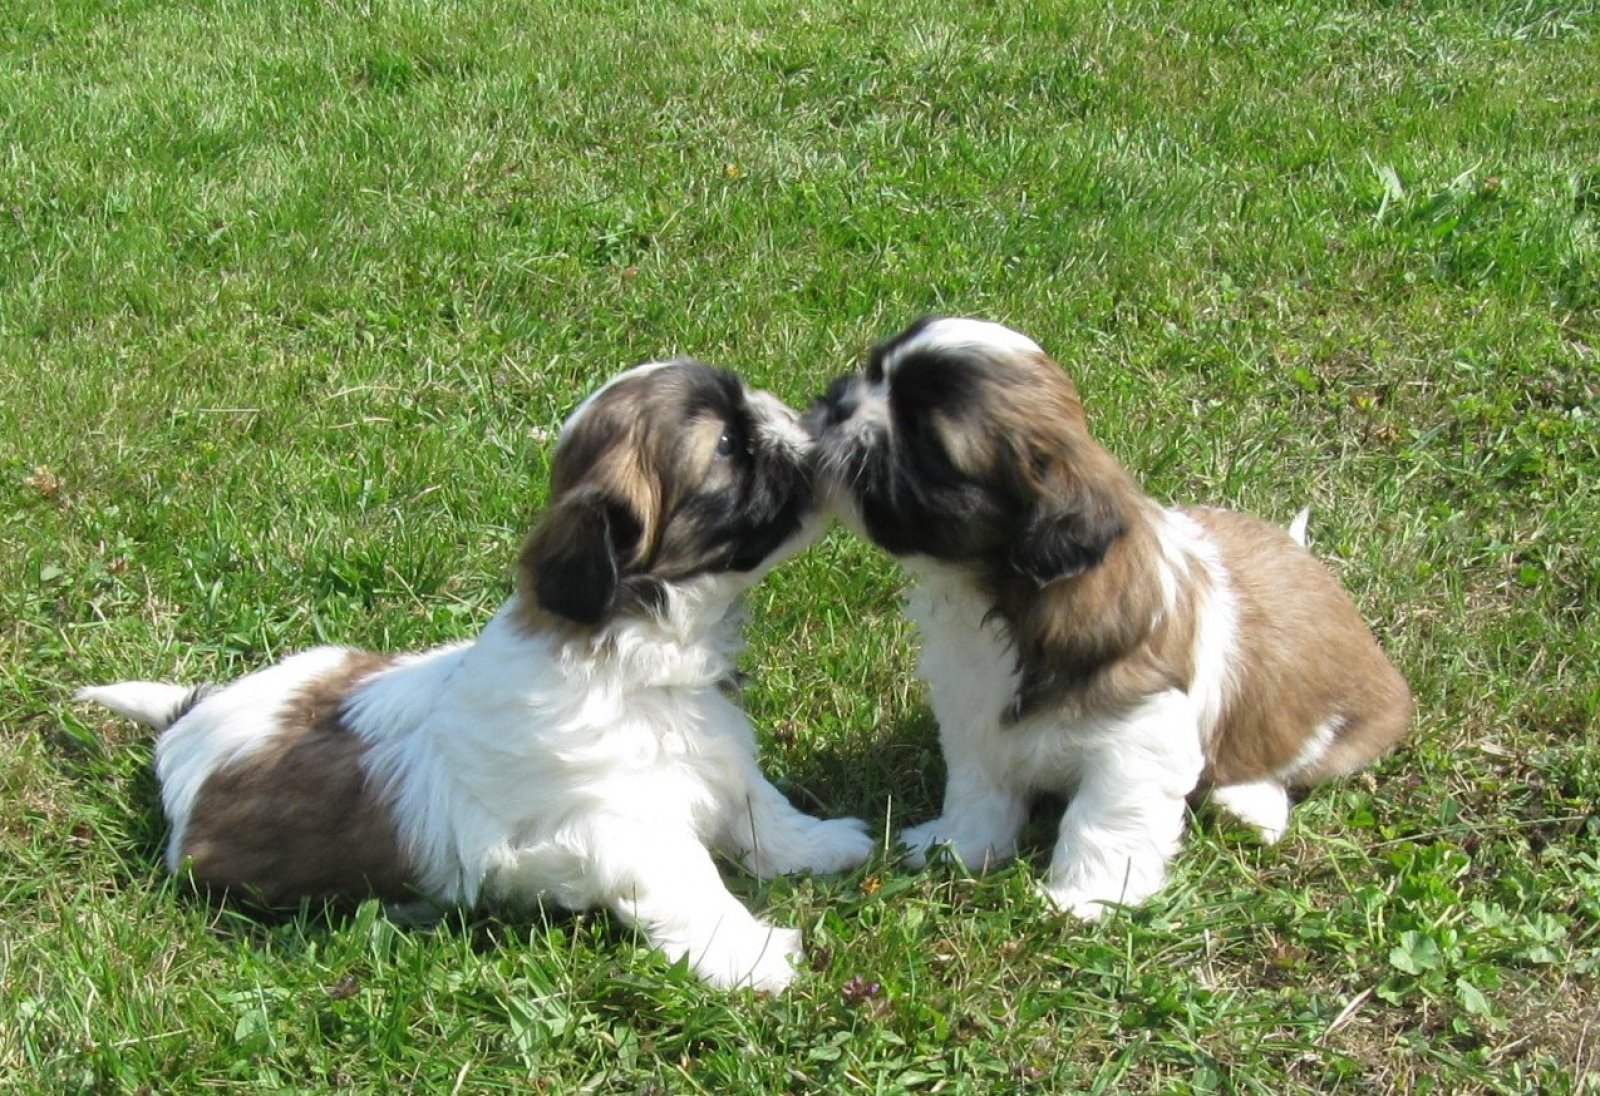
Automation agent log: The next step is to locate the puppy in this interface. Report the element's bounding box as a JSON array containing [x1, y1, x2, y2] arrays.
[[79, 360, 873, 992], [807, 317, 1411, 918]]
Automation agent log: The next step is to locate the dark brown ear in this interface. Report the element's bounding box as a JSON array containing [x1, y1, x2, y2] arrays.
[[1007, 468, 1126, 586], [518, 488, 644, 625]]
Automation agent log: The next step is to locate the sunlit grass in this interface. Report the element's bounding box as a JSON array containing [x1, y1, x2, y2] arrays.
[[2, 0, 1597, 1090]]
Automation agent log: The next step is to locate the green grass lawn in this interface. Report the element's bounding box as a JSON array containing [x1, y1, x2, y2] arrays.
[[3, 0, 1598, 1090]]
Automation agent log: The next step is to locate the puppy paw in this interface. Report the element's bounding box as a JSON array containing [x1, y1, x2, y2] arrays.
[[1208, 781, 1289, 845], [898, 820, 943, 867], [899, 819, 1012, 872], [1037, 880, 1115, 922], [798, 816, 874, 874], [692, 922, 803, 994], [383, 898, 449, 927], [744, 925, 805, 994], [1039, 858, 1167, 921], [744, 815, 873, 877]]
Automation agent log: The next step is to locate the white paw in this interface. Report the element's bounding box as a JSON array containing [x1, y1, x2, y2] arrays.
[[744, 925, 805, 994], [1037, 880, 1116, 921], [1040, 856, 1168, 921], [898, 819, 1011, 872], [745, 815, 873, 878], [1209, 781, 1289, 845], [691, 922, 803, 994], [1254, 821, 1286, 845], [899, 819, 945, 868], [800, 816, 874, 874]]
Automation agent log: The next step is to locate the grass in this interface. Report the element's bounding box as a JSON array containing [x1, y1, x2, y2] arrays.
[[2, 0, 1598, 1090]]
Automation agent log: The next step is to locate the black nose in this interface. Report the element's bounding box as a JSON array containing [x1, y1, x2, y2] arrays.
[[803, 375, 863, 437]]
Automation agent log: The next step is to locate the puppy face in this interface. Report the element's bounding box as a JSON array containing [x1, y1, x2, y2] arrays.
[[808, 317, 1132, 586], [520, 360, 815, 626]]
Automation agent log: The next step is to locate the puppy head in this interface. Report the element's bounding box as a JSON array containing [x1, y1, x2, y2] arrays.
[[517, 360, 816, 628], [807, 317, 1133, 586]]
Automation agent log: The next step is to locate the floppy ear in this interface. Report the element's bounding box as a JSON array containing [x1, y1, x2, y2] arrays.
[[1008, 473, 1126, 587], [518, 488, 644, 625]]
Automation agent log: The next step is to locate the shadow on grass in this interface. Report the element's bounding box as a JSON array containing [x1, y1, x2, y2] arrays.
[[47, 708, 171, 889], [769, 698, 1112, 863], [770, 704, 944, 830]]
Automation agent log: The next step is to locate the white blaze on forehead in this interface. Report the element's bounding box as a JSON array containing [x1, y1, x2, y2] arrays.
[[882, 317, 1044, 376], [559, 359, 678, 441]]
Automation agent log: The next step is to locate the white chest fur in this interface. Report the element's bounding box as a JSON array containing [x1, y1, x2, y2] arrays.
[[905, 564, 1019, 749], [904, 562, 1104, 795], [898, 558, 1207, 919], [349, 601, 759, 906]]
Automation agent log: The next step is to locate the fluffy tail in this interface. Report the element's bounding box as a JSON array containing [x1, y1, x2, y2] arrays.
[[1287, 506, 1311, 548], [76, 682, 210, 731]]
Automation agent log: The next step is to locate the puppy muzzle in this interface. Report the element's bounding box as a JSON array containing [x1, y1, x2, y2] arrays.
[[803, 374, 864, 437]]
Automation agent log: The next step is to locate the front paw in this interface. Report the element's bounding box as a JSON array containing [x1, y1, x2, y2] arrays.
[[799, 816, 874, 874], [1037, 881, 1116, 921], [745, 816, 873, 878], [691, 922, 804, 994], [1039, 857, 1167, 921], [899, 819, 945, 868], [899, 819, 1013, 872]]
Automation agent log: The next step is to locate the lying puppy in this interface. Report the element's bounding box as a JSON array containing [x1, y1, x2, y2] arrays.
[[80, 360, 872, 991], [807, 317, 1411, 919]]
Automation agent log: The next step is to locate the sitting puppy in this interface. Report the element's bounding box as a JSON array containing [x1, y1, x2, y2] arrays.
[[79, 360, 873, 992], [807, 317, 1411, 919]]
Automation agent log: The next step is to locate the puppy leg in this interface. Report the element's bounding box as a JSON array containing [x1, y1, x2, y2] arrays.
[[1208, 781, 1290, 844], [1040, 692, 1203, 920], [724, 775, 873, 879], [601, 823, 804, 993], [900, 737, 1027, 872]]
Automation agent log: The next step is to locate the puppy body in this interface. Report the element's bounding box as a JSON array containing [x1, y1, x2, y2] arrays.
[[811, 318, 1411, 918], [82, 361, 873, 992]]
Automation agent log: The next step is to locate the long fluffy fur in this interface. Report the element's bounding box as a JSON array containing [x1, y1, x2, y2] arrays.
[[81, 361, 872, 992], [809, 317, 1412, 919]]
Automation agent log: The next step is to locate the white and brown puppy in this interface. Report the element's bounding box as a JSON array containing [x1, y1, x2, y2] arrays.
[[807, 317, 1411, 919], [79, 360, 873, 992]]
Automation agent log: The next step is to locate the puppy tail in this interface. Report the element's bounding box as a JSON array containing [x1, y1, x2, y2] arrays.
[[76, 682, 213, 731], [1286, 506, 1311, 548]]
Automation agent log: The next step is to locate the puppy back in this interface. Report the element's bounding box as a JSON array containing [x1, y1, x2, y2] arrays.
[[1189, 506, 1412, 787], [178, 649, 417, 907]]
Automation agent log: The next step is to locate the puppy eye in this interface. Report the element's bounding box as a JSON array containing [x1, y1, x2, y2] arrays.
[[715, 431, 737, 459]]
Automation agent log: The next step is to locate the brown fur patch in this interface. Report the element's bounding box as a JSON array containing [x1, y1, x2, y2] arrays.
[[179, 650, 416, 907], [947, 352, 1196, 717], [1188, 507, 1412, 787], [997, 497, 1194, 719]]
